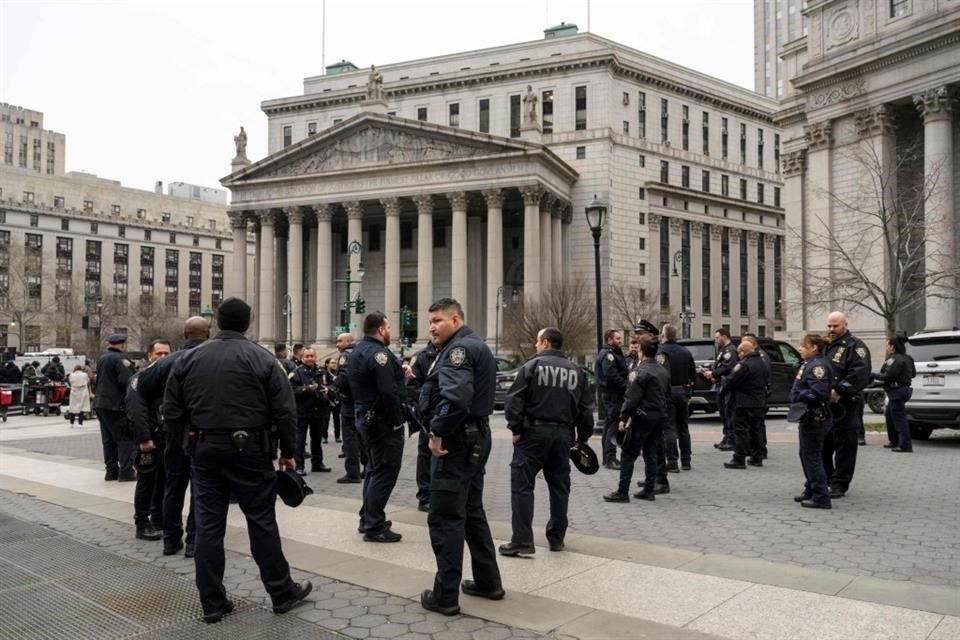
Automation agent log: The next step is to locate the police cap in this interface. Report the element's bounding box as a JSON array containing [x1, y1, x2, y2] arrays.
[[276, 469, 314, 507], [106, 333, 128, 344], [615, 424, 633, 450], [133, 450, 157, 474], [569, 442, 600, 475], [634, 320, 659, 336]]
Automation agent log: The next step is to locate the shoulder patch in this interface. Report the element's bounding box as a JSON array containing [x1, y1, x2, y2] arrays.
[[374, 352, 389, 367], [655, 354, 666, 365], [449, 347, 466, 367], [855, 347, 866, 359], [338, 355, 347, 366], [813, 365, 826, 380], [733, 363, 742, 372], [885, 358, 894, 366], [130, 375, 139, 391], [606, 353, 615, 362], [628, 371, 637, 383], [723, 351, 732, 360]]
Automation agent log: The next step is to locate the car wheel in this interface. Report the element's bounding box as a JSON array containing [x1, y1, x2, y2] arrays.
[[866, 390, 886, 414], [909, 422, 933, 441]]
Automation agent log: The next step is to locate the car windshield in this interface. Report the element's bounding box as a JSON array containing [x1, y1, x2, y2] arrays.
[[684, 343, 716, 362], [907, 339, 960, 362]]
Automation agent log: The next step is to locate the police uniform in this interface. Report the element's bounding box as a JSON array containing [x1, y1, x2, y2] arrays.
[[877, 352, 915, 451], [614, 358, 670, 497], [320, 366, 340, 442], [595, 344, 628, 466], [290, 363, 330, 473], [658, 339, 697, 470], [408, 343, 438, 510], [126, 363, 165, 539], [723, 351, 770, 466], [130, 338, 205, 554], [419, 325, 501, 610], [823, 332, 871, 496], [348, 336, 407, 538], [334, 346, 366, 482], [163, 326, 304, 618], [790, 356, 833, 506], [503, 348, 594, 552], [754, 347, 772, 459], [94, 336, 136, 481], [712, 342, 739, 449]]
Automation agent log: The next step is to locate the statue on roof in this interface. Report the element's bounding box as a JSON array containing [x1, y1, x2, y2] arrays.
[[233, 126, 248, 160], [366, 65, 384, 101]]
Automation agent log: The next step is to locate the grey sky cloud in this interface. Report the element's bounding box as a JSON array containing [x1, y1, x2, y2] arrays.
[[0, 0, 754, 197]]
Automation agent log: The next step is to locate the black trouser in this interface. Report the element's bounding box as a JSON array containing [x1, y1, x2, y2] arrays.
[[428, 427, 501, 608], [295, 415, 325, 470], [665, 387, 691, 465], [885, 387, 912, 449], [799, 418, 831, 504], [162, 436, 195, 547], [323, 403, 340, 440], [191, 442, 296, 615], [719, 390, 733, 442], [618, 412, 664, 494], [509, 424, 571, 546], [732, 406, 764, 462], [416, 429, 431, 505], [823, 397, 862, 491], [96, 409, 135, 476], [357, 420, 404, 534], [758, 401, 769, 457], [134, 436, 165, 529], [600, 390, 624, 464], [340, 400, 366, 479]]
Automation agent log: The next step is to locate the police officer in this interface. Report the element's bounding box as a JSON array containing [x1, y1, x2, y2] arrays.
[[604, 338, 670, 502], [876, 337, 916, 452], [500, 327, 594, 557], [290, 348, 332, 475], [706, 328, 738, 451], [94, 333, 137, 482], [163, 298, 311, 623], [595, 329, 628, 470], [275, 343, 296, 375], [722, 339, 770, 469], [130, 318, 209, 557], [419, 298, 503, 616], [349, 312, 408, 542], [743, 333, 771, 459], [791, 333, 834, 509], [823, 312, 871, 498], [291, 343, 305, 368], [408, 340, 439, 512], [633, 320, 671, 494], [658, 324, 696, 472], [321, 357, 340, 444], [625, 339, 640, 374], [126, 339, 172, 542], [333, 333, 365, 484]]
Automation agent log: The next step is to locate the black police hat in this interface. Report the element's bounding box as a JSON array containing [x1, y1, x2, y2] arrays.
[[634, 319, 659, 335], [569, 442, 599, 475], [615, 424, 633, 449], [106, 333, 128, 344], [133, 450, 157, 474], [276, 469, 314, 507], [786, 402, 808, 423]]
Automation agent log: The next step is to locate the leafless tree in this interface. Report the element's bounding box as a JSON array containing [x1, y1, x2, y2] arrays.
[[0, 242, 57, 349], [502, 280, 595, 362], [126, 294, 185, 351], [606, 283, 677, 334]]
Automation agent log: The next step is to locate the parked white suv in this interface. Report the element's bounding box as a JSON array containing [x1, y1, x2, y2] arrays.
[[905, 329, 960, 440]]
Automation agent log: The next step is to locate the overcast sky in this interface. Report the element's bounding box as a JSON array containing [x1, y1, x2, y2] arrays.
[[1, 0, 755, 197]]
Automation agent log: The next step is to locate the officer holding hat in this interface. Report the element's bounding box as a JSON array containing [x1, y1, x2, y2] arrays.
[[722, 338, 770, 469], [94, 333, 137, 482], [163, 298, 311, 623], [632, 319, 671, 495], [500, 327, 594, 557], [789, 333, 834, 509]]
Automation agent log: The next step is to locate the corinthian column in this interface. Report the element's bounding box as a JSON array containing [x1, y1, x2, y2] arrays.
[[551, 202, 563, 287], [448, 191, 468, 315], [382, 197, 401, 323], [483, 188, 504, 343], [228, 212, 247, 299], [285, 206, 304, 342], [314, 204, 333, 342], [540, 195, 554, 291], [781, 149, 807, 332], [521, 185, 543, 301], [414, 194, 434, 339], [914, 87, 957, 328], [257, 209, 276, 342]]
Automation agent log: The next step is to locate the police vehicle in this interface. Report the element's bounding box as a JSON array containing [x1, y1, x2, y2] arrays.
[[904, 329, 960, 440]]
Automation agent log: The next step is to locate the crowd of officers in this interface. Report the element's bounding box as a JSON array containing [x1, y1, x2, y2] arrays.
[[88, 296, 900, 622]]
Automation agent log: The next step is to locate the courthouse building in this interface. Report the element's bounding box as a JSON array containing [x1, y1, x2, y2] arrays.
[[224, 27, 786, 346], [0, 104, 253, 353], [771, 0, 960, 351]]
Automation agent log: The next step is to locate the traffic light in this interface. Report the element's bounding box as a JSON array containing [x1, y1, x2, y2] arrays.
[[355, 295, 366, 314], [400, 307, 412, 330]]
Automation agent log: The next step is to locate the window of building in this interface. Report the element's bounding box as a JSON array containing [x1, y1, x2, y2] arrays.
[[702, 112, 710, 155], [90, 222, 98, 234], [144, 229, 151, 241], [433, 223, 446, 248], [623, 121, 629, 136], [448, 102, 460, 127], [639, 238, 646, 250], [757, 183, 765, 204], [478, 98, 490, 133], [681, 105, 690, 151], [400, 222, 413, 250], [111, 204, 120, 215], [721, 174, 729, 197], [23, 191, 35, 203], [721, 228, 730, 315], [740, 178, 748, 200], [58, 218, 68, 231], [757, 128, 765, 169], [510, 94, 521, 137], [758, 234, 766, 318], [417, 107, 428, 122], [161, 211, 171, 224], [702, 223, 711, 313], [638, 188, 645, 200], [307, 121, 317, 136], [681, 221, 691, 314], [118, 225, 126, 238], [192, 235, 199, 247], [333, 118, 342, 125], [890, 0, 910, 18], [639, 263, 646, 276], [681, 165, 690, 188], [638, 154, 645, 168], [740, 237, 749, 315], [660, 98, 669, 144], [185, 215, 194, 227], [575, 86, 587, 130], [774, 186, 781, 208], [774, 237, 783, 317], [637, 91, 646, 139], [215, 238, 222, 250], [211, 254, 225, 308], [29, 213, 38, 227], [282, 125, 292, 148], [660, 160, 669, 184], [52, 195, 64, 209], [83, 200, 93, 212], [169, 232, 176, 244], [542, 90, 554, 133], [740, 123, 747, 164], [638, 212, 645, 225], [576, 146, 586, 160], [660, 220, 670, 310], [702, 323, 713, 338], [721, 117, 729, 159], [774, 133, 780, 171]]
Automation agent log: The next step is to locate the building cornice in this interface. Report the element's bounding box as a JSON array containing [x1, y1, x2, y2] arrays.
[[645, 182, 786, 217], [647, 202, 786, 238]]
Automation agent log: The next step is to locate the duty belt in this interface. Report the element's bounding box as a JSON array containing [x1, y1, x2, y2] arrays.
[[198, 430, 263, 445]]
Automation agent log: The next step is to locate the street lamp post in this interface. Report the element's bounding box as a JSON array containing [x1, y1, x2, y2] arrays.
[[584, 195, 608, 351], [671, 250, 695, 338], [281, 294, 293, 345], [333, 240, 365, 335]]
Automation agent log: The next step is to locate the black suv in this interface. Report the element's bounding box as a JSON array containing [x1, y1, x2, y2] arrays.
[[678, 337, 803, 415]]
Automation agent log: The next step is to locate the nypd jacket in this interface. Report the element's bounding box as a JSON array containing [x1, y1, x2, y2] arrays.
[[825, 331, 872, 402], [713, 342, 739, 385], [620, 359, 671, 420], [504, 348, 594, 444], [125, 339, 205, 444], [658, 340, 697, 388], [724, 351, 770, 408], [595, 345, 628, 394], [162, 330, 297, 459], [93, 348, 135, 411], [290, 364, 327, 420], [333, 347, 355, 403], [419, 326, 496, 439], [790, 355, 834, 408], [875, 353, 915, 390], [347, 336, 406, 427], [407, 343, 437, 404]]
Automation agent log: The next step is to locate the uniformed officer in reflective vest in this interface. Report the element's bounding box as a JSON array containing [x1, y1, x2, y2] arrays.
[[790, 333, 834, 508], [595, 329, 628, 469], [94, 333, 137, 482]]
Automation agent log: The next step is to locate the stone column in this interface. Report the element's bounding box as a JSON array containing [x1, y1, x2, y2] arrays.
[[728, 228, 742, 332], [764, 235, 776, 326], [467, 214, 484, 331], [382, 197, 401, 324], [539, 195, 553, 291], [668, 218, 682, 318], [747, 231, 760, 332], [285, 206, 304, 343], [344, 201, 363, 336], [256, 209, 276, 343], [448, 191, 468, 314], [314, 204, 333, 342], [914, 87, 957, 328], [649, 214, 662, 310], [228, 212, 247, 299], [306, 221, 317, 342], [483, 189, 504, 343], [551, 203, 563, 287], [251, 221, 261, 339], [803, 121, 833, 325], [710, 225, 723, 330], [275, 222, 288, 341], [781, 149, 807, 333], [690, 222, 704, 337], [521, 185, 543, 301], [414, 195, 434, 339]]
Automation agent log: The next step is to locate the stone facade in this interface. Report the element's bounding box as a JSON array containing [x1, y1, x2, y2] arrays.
[[1, 103, 65, 177]]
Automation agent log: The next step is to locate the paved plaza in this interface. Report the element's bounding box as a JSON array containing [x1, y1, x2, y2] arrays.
[[0, 410, 958, 639]]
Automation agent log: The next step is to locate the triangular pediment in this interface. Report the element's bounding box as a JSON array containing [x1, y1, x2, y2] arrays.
[[225, 113, 546, 184]]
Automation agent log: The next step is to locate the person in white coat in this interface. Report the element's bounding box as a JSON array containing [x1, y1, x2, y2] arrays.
[[67, 364, 91, 425]]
